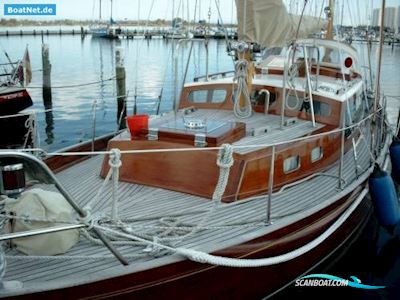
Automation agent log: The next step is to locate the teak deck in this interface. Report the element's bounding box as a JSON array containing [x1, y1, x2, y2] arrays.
[[2, 124, 372, 298]]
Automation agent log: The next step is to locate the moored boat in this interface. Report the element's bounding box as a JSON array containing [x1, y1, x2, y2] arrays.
[[0, 0, 395, 298], [0, 49, 33, 149]]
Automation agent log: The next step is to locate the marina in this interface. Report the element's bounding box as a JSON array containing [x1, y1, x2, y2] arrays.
[[1, 0, 400, 299]]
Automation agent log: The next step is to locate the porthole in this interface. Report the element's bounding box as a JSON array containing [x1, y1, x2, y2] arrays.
[[283, 155, 300, 173], [311, 147, 323, 162]]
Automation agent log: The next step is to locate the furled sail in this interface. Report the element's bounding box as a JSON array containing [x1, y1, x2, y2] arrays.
[[236, 0, 327, 47]]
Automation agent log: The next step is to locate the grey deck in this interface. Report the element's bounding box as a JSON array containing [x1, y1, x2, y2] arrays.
[[0, 124, 372, 296]]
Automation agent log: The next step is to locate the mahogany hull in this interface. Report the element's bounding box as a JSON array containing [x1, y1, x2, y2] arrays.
[[7, 184, 373, 300]]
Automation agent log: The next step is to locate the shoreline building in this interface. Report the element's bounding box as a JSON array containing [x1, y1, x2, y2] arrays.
[[372, 6, 400, 32]]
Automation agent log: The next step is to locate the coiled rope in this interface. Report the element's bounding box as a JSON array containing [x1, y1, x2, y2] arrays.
[[233, 60, 252, 119], [212, 144, 234, 201]]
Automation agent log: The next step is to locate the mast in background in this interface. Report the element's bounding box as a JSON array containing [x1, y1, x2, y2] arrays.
[[325, 0, 335, 40], [373, 0, 386, 115], [323, 0, 335, 62], [110, 0, 113, 23]]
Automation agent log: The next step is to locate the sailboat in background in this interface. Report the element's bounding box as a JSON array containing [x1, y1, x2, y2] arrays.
[[89, 0, 121, 39], [165, 0, 192, 39], [0, 0, 396, 298]]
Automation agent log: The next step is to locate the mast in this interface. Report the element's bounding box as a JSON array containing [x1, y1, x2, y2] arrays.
[[99, 0, 102, 20], [326, 0, 335, 40], [172, 0, 175, 26], [323, 0, 335, 62], [137, 0, 140, 28], [110, 0, 113, 23], [373, 0, 386, 116]]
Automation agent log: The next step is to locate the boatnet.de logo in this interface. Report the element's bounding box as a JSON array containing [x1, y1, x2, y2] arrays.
[[4, 4, 56, 16], [295, 274, 385, 289]]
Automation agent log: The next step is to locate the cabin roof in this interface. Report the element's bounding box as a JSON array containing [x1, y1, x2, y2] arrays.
[[184, 74, 363, 103]]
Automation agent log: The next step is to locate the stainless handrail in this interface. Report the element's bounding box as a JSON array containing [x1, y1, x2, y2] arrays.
[[193, 71, 235, 82], [302, 45, 316, 127], [0, 151, 129, 265], [262, 89, 271, 115], [280, 45, 295, 129], [266, 145, 275, 224], [91, 100, 97, 152], [0, 224, 86, 241], [304, 45, 321, 91], [352, 137, 360, 179]]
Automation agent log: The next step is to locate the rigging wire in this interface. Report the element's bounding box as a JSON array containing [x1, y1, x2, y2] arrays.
[[31, 77, 114, 89], [295, 0, 309, 40]]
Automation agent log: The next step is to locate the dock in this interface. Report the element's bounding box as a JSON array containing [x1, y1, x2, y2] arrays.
[[0, 29, 89, 37], [0, 28, 238, 40]]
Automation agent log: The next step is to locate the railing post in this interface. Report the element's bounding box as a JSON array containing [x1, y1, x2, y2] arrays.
[[205, 39, 209, 81], [303, 46, 316, 128], [267, 145, 275, 224], [352, 137, 359, 179], [280, 48, 290, 129], [91, 100, 97, 152], [338, 127, 345, 189]]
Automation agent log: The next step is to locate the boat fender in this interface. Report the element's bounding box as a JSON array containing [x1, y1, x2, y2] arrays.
[[5, 188, 80, 256], [389, 137, 400, 184], [369, 164, 400, 228]]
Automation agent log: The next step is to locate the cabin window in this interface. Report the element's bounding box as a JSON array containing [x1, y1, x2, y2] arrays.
[[188, 89, 227, 104], [212, 90, 227, 103], [312, 101, 331, 117], [348, 93, 364, 123], [311, 147, 323, 162], [283, 155, 300, 173], [287, 96, 331, 117], [188, 90, 208, 103]]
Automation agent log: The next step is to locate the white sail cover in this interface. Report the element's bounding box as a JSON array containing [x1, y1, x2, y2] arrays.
[[236, 0, 327, 47]]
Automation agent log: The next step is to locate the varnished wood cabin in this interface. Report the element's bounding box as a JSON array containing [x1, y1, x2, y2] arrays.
[[101, 39, 368, 202]]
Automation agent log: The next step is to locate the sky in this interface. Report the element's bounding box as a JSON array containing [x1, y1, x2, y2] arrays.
[[0, 0, 399, 26]]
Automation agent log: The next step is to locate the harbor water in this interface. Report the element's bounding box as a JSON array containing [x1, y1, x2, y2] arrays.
[[1, 34, 234, 151], [1, 33, 400, 299]]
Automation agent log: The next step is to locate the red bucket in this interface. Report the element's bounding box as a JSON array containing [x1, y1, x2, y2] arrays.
[[126, 114, 149, 139]]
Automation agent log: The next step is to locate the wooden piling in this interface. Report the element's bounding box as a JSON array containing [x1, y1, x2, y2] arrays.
[[80, 27, 85, 39], [42, 44, 52, 106], [115, 47, 126, 129]]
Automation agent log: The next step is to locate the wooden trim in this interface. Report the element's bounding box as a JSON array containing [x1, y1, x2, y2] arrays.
[[44, 133, 115, 173], [140, 122, 246, 147], [179, 83, 234, 110], [271, 90, 342, 127], [100, 140, 245, 202], [255, 64, 360, 82]]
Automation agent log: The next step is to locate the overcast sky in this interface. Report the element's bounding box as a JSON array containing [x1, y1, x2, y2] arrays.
[[0, 0, 399, 25]]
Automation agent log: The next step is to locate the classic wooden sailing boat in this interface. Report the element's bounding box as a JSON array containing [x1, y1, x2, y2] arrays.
[[0, 0, 395, 298]]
